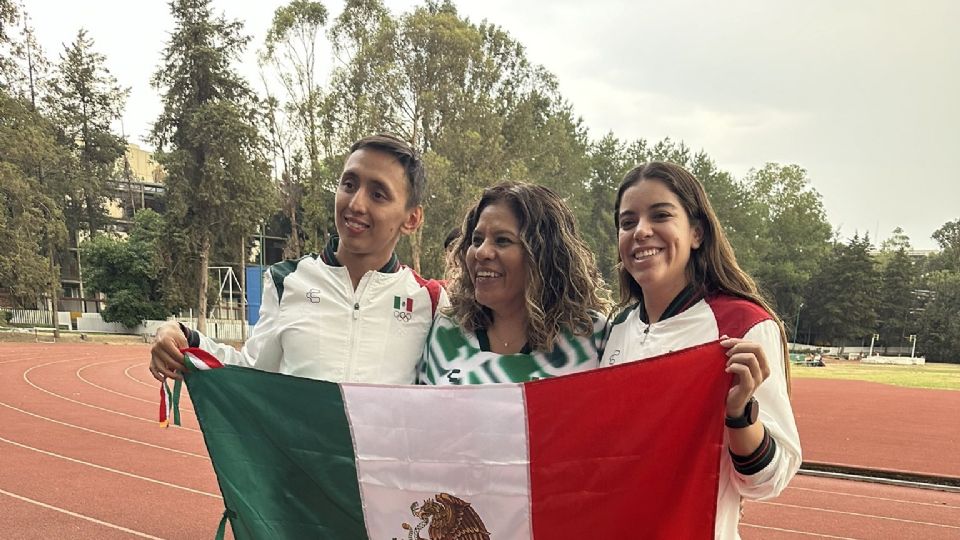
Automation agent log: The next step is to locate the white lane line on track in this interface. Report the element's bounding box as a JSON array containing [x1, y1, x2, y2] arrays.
[[1, 351, 100, 365], [126, 362, 162, 389], [740, 524, 859, 539], [790, 485, 960, 509], [0, 355, 47, 364], [0, 400, 207, 458], [0, 487, 166, 539], [77, 359, 195, 413], [22, 357, 200, 432], [0, 435, 220, 498], [756, 501, 960, 530]]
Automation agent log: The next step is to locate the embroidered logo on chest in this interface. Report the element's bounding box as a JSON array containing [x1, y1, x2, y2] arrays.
[[393, 296, 414, 322], [607, 349, 622, 366], [305, 289, 322, 303]]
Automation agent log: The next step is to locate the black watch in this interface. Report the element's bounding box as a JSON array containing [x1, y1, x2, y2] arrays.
[[725, 396, 759, 429]]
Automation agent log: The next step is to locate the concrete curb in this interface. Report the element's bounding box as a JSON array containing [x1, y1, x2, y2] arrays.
[[800, 461, 960, 493]]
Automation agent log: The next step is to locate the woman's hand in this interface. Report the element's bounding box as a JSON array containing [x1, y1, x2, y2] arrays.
[[150, 321, 188, 381], [720, 337, 770, 418]]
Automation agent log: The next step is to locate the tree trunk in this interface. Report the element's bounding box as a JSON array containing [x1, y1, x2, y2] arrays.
[[198, 235, 210, 334], [288, 202, 301, 258]]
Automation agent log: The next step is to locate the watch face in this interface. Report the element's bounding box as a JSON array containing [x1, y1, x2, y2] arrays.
[[748, 397, 759, 425]]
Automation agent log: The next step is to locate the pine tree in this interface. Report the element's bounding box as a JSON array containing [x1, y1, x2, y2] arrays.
[[151, 0, 275, 332], [804, 235, 881, 351], [0, 92, 68, 306], [46, 29, 128, 235], [876, 247, 918, 352]]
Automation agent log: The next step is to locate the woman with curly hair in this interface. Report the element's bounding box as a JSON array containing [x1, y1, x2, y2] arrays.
[[420, 182, 611, 385]]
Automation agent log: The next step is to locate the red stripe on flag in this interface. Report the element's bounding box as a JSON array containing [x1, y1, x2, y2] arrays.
[[159, 382, 169, 428], [525, 341, 730, 539], [182, 347, 225, 369], [158, 383, 167, 427], [406, 297, 413, 312]]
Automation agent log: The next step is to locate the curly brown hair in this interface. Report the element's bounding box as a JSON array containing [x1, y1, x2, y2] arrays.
[[445, 182, 611, 351]]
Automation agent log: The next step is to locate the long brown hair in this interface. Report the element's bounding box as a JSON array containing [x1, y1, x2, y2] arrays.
[[446, 182, 611, 351], [613, 162, 791, 391]]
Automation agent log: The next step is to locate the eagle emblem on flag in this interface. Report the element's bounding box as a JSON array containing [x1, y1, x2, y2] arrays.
[[400, 493, 490, 540]]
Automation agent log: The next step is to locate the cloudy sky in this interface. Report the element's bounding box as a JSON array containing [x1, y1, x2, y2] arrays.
[[26, 0, 959, 249]]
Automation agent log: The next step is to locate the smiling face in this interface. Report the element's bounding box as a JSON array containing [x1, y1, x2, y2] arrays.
[[465, 201, 528, 316], [617, 179, 703, 301], [334, 148, 422, 270]]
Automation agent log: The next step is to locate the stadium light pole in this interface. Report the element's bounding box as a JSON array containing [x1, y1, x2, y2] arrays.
[[909, 334, 917, 358], [868, 333, 879, 357]]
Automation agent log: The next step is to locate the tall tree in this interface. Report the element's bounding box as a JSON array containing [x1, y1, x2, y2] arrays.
[[0, 4, 70, 334], [0, 92, 68, 306], [324, 0, 393, 151], [584, 133, 630, 283], [151, 0, 276, 332], [743, 163, 831, 322], [45, 29, 128, 235], [915, 270, 960, 363], [260, 0, 329, 258], [876, 246, 919, 352], [803, 234, 881, 351]]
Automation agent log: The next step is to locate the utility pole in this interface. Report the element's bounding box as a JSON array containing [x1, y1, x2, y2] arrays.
[[240, 236, 247, 342], [49, 235, 60, 340], [792, 303, 804, 346]]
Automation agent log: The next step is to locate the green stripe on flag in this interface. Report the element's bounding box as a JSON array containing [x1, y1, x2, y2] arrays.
[[186, 366, 366, 539], [393, 295, 401, 309], [171, 378, 183, 426]]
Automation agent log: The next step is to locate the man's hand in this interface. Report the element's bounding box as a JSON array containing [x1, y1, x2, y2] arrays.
[[150, 321, 188, 381]]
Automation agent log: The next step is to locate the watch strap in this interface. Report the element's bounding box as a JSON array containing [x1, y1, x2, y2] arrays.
[[725, 396, 757, 428]]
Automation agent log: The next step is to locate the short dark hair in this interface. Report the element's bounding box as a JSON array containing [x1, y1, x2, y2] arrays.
[[349, 133, 426, 208]]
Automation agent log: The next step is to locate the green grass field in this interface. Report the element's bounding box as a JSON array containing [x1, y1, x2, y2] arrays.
[[792, 360, 960, 391]]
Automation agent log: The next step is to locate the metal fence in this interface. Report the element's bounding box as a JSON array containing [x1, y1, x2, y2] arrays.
[[176, 318, 247, 342], [6, 309, 72, 329], [2, 309, 247, 343]]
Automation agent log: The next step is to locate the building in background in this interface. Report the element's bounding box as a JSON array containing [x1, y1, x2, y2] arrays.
[[58, 144, 168, 314]]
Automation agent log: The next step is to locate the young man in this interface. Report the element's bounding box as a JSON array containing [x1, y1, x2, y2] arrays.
[[150, 134, 445, 384]]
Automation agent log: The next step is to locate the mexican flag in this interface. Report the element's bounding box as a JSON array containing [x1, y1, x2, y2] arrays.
[[176, 342, 730, 539]]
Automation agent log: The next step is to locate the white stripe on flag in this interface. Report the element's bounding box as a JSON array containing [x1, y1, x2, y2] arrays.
[[183, 351, 214, 371], [342, 383, 531, 539]]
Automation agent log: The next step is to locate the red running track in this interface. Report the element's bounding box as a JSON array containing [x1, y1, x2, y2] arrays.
[[791, 377, 960, 478], [1, 343, 958, 539]]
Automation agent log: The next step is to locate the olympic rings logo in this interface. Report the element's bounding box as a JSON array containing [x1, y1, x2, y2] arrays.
[[394, 310, 412, 322]]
